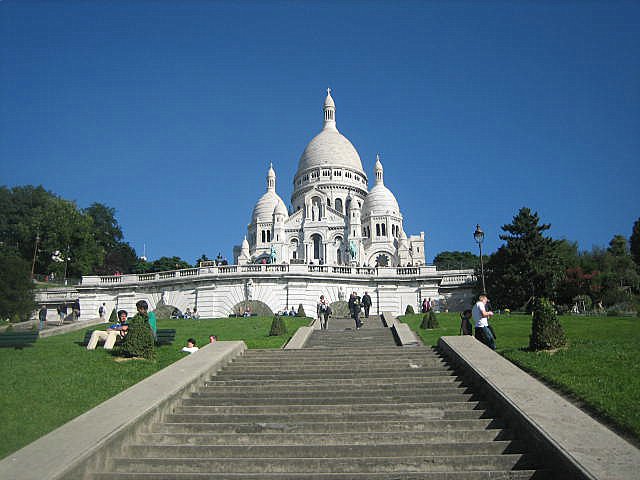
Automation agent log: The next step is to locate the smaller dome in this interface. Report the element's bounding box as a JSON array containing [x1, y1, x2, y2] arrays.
[[274, 199, 288, 216], [252, 191, 287, 224], [363, 184, 400, 217]]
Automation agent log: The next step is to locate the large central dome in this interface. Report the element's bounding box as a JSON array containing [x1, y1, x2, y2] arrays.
[[295, 89, 365, 177], [297, 129, 364, 172]]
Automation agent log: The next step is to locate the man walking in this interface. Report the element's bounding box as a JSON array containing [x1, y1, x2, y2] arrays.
[[349, 291, 363, 330], [317, 295, 331, 330], [362, 291, 372, 319], [38, 305, 47, 330], [472, 294, 496, 349], [98, 302, 107, 322]]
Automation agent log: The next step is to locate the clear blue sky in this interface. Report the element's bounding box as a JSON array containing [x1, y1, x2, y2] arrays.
[[2, 1, 639, 264]]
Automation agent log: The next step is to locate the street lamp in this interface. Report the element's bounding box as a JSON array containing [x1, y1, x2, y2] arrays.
[[474, 224, 486, 294]]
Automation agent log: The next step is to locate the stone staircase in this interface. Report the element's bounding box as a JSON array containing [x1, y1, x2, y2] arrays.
[[86, 318, 552, 479]]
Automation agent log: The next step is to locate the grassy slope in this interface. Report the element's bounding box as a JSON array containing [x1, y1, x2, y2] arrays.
[[402, 312, 640, 442], [0, 316, 310, 460]]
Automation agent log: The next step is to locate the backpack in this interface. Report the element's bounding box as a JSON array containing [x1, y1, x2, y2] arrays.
[[99, 306, 105, 315]]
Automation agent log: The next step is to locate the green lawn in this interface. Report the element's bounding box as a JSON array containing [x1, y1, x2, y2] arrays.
[[0, 316, 310, 460], [402, 312, 640, 442]]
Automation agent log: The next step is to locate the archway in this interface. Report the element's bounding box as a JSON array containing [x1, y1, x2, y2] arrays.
[[334, 236, 343, 265]]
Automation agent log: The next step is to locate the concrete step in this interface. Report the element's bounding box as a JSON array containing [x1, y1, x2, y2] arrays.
[[165, 407, 488, 423], [204, 373, 459, 387], [211, 369, 454, 381], [178, 393, 476, 407], [138, 428, 515, 446], [90, 470, 550, 479], [125, 440, 528, 458], [201, 375, 460, 391], [173, 401, 486, 414], [152, 418, 507, 434], [107, 454, 538, 473]]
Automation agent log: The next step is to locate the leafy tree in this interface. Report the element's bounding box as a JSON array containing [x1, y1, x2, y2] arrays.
[[84, 203, 123, 251], [84, 203, 137, 274], [484, 207, 565, 309], [631, 218, 640, 268], [149, 256, 192, 273], [0, 185, 103, 278], [195, 254, 211, 266], [0, 252, 35, 322], [433, 251, 480, 270], [100, 242, 138, 275]]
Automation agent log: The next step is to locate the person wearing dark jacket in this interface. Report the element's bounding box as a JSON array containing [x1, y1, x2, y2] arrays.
[[348, 292, 363, 330], [362, 292, 372, 318]]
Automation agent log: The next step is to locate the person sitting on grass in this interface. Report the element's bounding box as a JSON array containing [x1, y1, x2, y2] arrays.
[[87, 310, 128, 350], [181, 338, 199, 354]]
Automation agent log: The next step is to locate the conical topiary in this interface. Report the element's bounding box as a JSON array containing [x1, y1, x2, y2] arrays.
[[296, 303, 306, 317], [405, 304, 415, 315], [108, 308, 117, 323], [420, 310, 439, 329], [529, 297, 566, 351], [120, 312, 155, 359], [269, 315, 287, 336]]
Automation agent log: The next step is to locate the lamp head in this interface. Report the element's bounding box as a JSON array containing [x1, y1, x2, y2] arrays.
[[473, 224, 485, 244]]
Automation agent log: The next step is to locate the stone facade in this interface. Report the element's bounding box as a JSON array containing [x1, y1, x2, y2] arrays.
[[234, 89, 426, 268], [61, 266, 476, 319]]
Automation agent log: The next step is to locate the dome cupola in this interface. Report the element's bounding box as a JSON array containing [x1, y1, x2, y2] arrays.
[[251, 164, 288, 224], [362, 154, 401, 217]]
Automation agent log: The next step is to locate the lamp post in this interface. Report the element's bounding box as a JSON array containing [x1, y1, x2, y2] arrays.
[[31, 232, 40, 279], [474, 224, 486, 294]]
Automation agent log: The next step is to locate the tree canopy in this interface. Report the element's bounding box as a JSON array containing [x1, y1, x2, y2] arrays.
[[484, 207, 565, 309], [433, 251, 480, 270]]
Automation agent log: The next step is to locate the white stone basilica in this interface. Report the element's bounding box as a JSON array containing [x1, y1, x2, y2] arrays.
[[234, 89, 425, 268]]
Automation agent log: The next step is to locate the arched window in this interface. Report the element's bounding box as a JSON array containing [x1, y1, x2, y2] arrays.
[[290, 238, 298, 260], [261, 231, 266, 243], [311, 234, 322, 261], [335, 198, 343, 213], [376, 224, 380, 236], [381, 224, 386, 236]]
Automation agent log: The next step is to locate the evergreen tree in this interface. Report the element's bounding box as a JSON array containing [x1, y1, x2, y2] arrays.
[[529, 297, 566, 351], [629, 218, 640, 268], [120, 313, 155, 359], [484, 207, 565, 309], [269, 316, 287, 336]]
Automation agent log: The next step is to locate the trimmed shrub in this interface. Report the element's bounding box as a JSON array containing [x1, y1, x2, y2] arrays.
[[119, 313, 155, 359], [108, 308, 117, 323], [420, 310, 439, 329], [405, 305, 415, 315], [529, 298, 567, 351], [269, 316, 287, 336], [296, 304, 306, 317]]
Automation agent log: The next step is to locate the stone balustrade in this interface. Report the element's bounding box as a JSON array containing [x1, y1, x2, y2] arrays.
[[80, 263, 457, 286]]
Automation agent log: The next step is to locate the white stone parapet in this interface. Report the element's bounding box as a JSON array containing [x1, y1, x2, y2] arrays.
[[80, 264, 448, 286]]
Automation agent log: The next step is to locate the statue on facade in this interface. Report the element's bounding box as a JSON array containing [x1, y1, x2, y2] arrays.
[[269, 245, 277, 264], [245, 278, 254, 301], [338, 285, 346, 301], [349, 240, 358, 260]]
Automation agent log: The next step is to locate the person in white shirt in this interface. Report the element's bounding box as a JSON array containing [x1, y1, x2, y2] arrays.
[[181, 338, 199, 354], [472, 294, 496, 350]]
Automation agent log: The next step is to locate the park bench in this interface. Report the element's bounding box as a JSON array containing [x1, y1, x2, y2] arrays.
[[0, 330, 39, 349], [82, 328, 176, 347]]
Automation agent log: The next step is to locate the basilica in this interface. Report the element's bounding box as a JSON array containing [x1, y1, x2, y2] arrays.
[[234, 89, 426, 268]]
